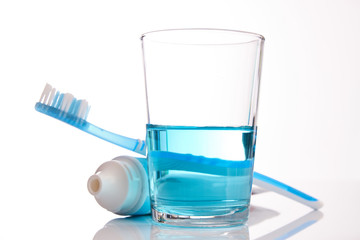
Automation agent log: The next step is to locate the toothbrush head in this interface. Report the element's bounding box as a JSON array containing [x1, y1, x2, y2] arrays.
[[35, 83, 90, 126]]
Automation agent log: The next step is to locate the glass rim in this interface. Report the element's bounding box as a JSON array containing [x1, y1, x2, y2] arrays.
[[141, 28, 265, 46]]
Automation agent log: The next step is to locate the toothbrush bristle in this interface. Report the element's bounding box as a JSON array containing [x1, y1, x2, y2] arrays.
[[39, 83, 52, 103], [38, 83, 90, 121], [47, 88, 56, 105]]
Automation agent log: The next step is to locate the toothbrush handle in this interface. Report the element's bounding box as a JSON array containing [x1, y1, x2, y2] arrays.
[[81, 123, 146, 156], [253, 172, 323, 210], [147, 151, 322, 209]]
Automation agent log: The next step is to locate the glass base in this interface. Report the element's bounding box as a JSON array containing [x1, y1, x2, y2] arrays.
[[151, 207, 249, 227]]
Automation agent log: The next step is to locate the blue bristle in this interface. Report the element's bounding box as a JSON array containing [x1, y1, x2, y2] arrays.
[[84, 105, 90, 120], [56, 93, 64, 109], [67, 98, 78, 115], [72, 99, 82, 116], [51, 91, 60, 107]]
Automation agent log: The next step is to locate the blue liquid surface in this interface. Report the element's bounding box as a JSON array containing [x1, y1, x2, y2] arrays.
[[146, 125, 257, 217]]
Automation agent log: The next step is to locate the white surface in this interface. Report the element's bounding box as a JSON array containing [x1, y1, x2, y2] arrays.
[[1, 0, 360, 239]]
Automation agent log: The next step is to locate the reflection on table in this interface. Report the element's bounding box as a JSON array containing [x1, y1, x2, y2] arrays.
[[93, 205, 322, 240]]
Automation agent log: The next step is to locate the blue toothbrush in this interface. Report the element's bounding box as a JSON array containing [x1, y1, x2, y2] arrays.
[[35, 83, 323, 210], [35, 83, 146, 155]]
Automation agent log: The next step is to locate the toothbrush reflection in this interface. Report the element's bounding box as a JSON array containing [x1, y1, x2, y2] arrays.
[[254, 210, 323, 240], [93, 207, 323, 240]]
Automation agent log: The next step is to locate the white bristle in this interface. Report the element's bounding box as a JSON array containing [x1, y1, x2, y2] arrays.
[[47, 87, 56, 105], [77, 100, 89, 120], [39, 83, 52, 103], [38, 83, 90, 121], [61, 93, 74, 113]]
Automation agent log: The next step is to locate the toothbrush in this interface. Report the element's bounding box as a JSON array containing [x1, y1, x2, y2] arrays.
[[149, 151, 323, 210], [35, 83, 323, 210], [255, 210, 323, 240], [35, 83, 146, 155], [253, 172, 323, 210]]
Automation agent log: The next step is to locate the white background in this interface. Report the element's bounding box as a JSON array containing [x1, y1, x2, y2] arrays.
[[1, 0, 359, 239]]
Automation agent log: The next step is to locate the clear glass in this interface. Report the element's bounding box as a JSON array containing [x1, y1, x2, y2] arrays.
[[141, 29, 264, 227]]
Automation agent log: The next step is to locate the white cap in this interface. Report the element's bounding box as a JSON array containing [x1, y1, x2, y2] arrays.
[[87, 156, 148, 215]]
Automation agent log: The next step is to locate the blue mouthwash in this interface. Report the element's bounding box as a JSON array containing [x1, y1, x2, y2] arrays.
[[146, 124, 256, 217]]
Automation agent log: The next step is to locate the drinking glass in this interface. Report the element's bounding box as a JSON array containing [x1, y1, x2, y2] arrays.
[[141, 28, 264, 227]]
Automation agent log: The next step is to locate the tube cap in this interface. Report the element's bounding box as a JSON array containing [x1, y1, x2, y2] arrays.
[[87, 156, 148, 215]]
